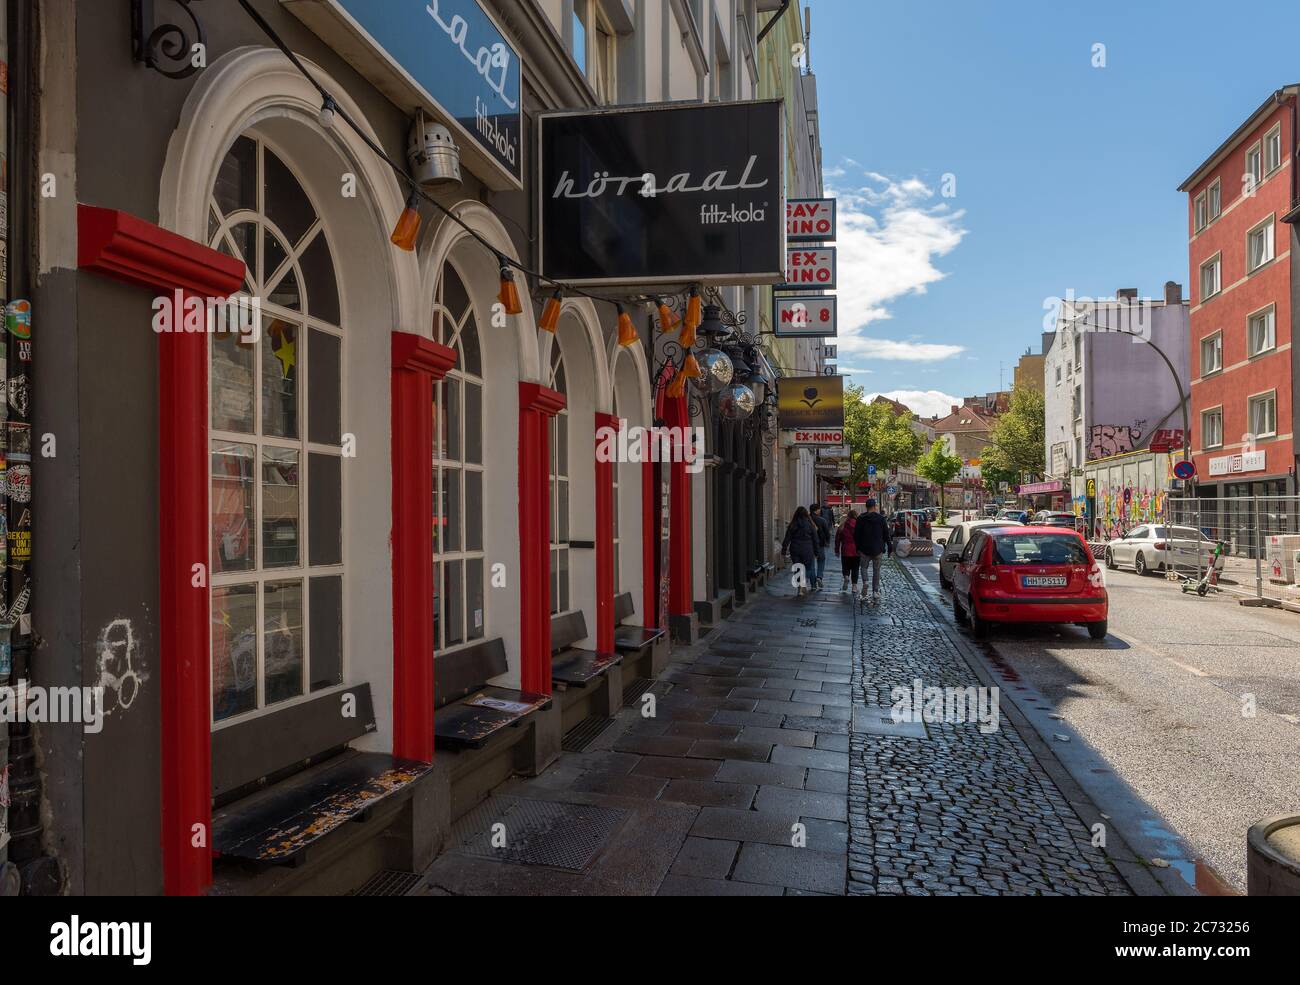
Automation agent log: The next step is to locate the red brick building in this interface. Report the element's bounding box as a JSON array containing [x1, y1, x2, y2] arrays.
[[1179, 86, 1299, 510]]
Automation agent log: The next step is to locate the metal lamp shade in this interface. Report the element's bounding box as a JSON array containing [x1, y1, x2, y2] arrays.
[[408, 116, 462, 188], [718, 383, 756, 421]]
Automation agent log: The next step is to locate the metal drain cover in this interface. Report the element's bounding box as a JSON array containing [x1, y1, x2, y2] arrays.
[[452, 797, 627, 871], [347, 869, 425, 896]]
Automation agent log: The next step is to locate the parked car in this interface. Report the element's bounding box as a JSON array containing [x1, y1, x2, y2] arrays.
[[951, 526, 1108, 640], [1103, 524, 1217, 576], [996, 508, 1029, 524], [983, 504, 1000, 517], [1032, 511, 1080, 529], [937, 519, 1018, 589]]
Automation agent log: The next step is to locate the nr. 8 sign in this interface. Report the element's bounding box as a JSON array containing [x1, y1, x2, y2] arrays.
[[774, 295, 837, 338]]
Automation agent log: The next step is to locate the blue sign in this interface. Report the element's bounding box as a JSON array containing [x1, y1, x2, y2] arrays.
[[332, 0, 522, 187], [867, 464, 877, 477], [1174, 460, 1196, 480], [886, 485, 897, 495]]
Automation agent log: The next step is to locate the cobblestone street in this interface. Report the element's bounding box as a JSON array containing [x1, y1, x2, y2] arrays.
[[422, 559, 1141, 895]]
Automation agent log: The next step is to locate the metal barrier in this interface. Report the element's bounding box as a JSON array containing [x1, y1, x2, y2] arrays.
[[1163, 496, 1300, 606]]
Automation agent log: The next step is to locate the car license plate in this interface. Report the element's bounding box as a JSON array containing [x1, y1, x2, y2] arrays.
[[1022, 575, 1067, 587]]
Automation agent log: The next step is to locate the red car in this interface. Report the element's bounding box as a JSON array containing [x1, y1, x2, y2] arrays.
[[951, 526, 1108, 640]]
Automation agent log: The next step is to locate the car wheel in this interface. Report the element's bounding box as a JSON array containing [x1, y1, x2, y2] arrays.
[[1104, 547, 1116, 570], [953, 592, 967, 624], [1087, 620, 1108, 640], [968, 597, 991, 639], [939, 569, 950, 590], [1135, 552, 1147, 576]]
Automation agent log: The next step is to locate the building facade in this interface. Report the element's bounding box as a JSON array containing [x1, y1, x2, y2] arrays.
[[1179, 86, 1299, 507], [17, 0, 823, 896]]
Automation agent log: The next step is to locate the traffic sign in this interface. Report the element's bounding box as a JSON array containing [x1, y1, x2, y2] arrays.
[[1173, 460, 1195, 480], [867, 464, 877, 477], [886, 485, 897, 495]]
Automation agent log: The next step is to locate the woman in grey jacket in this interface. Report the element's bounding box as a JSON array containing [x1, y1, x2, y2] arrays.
[[781, 506, 819, 595]]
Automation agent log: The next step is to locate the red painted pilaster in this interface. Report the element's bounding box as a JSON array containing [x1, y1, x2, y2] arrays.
[[664, 393, 694, 618], [519, 382, 567, 694], [642, 458, 659, 628], [594, 412, 621, 652], [391, 334, 457, 762], [78, 205, 244, 896]]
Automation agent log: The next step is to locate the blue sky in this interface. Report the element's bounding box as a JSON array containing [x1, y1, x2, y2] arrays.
[[812, 0, 1300, 416]]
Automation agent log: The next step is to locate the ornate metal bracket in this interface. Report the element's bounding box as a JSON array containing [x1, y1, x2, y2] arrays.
[[131, 0, 207, 80]]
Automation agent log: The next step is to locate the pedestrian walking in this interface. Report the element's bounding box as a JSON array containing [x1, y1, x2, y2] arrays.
[[781, 506, 819, 596], [809, 502, 832, 590], [834, 509, 861, 595], [853, 498, 891, 603]]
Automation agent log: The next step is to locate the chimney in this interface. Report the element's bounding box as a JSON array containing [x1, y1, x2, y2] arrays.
[[1116, 288, 1138, 301], [950, 405, 959, 415], [1164, 281, 1182, 304]]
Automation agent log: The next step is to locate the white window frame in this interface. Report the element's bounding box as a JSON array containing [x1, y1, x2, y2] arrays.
[[573, 0, 617, 103], [548, 344, 572, 615], [1264, 123, 1282, 176], [207, 134, 347, 729], [1247, 390, 1277, 439], [1246, 140, 1263, 185], [1194, 190, 1208, 232], [1207, 178, 1221, 223], [1246, 215, 1275, 273], [432, 262, 487, 653], [1247, 303, 1276, 357], [1201, 406, 1223, 449], [1199, 253, 1221, 301], [1200, 331, 1222, 375]]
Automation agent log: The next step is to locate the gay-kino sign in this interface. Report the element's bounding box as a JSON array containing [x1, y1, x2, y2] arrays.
[[774, 295, 836, 337], [780, 247, 836, 289], [787, 198, 836, 241]]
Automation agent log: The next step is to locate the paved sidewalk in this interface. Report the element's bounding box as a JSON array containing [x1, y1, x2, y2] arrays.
[[421, 560, 1135, 895]]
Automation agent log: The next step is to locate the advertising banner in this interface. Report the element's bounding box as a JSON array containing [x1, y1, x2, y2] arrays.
[[539, 100, 784, 286], [779, 246, 836, 290], [778, 375, 844, 430], [786, 197, 835, 241], [773, 295, 836, 338]]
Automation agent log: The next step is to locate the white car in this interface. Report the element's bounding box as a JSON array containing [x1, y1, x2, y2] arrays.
[[1104, 524, 1216, 575], [936, 519, 1019, 589]]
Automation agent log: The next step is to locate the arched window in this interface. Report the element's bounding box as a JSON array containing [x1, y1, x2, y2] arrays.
[[207, 133, 344, 725], [432, 262, 485, 650], [548, 344, 570, 614]]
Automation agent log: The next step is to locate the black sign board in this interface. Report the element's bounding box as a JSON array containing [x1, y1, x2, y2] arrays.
[[539, 100, 785, 287]]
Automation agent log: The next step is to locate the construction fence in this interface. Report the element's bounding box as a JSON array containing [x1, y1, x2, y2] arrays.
[[1162, 495, 1300, 607]]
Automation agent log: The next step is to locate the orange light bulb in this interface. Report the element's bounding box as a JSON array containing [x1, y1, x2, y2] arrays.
[[390, 190, 421, 251]]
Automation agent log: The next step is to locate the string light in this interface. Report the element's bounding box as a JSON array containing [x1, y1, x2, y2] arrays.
[[680, 285, 702, 348], [616, 304, 639, 347], [319, 95, 337, 128], [498, 261, 523, 315], [656, 296, 681, 333], [680, 351, 702, 379], [538, 289, 562, 333], [389, 189, 421, 251]]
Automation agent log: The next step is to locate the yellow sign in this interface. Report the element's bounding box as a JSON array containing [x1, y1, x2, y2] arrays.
[[777, 376, 844, 430], [1086, 478, 1096, 497]]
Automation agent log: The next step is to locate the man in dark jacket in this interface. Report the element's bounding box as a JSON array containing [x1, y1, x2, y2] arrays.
[[853, 499, 891, 601], [809, 503, 832, 590]]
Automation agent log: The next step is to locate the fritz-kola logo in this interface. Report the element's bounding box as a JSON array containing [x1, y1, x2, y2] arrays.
[[700, 202, 767, 224]]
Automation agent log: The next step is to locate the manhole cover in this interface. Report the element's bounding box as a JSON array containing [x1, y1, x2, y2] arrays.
[[452, 797, 627, 871]]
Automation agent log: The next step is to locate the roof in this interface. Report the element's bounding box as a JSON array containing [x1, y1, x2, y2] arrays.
[[871, 395, 914, 418], [930, 408, 994, 433], [1177, 85, 1299, 192]]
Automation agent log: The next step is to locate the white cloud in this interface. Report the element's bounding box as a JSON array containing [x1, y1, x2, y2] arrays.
[[826, 166, 968, 366], [866, 389, 962, 419]]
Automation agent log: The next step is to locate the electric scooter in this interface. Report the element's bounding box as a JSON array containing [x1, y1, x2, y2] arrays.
[[1179, 540, 1226, 596]]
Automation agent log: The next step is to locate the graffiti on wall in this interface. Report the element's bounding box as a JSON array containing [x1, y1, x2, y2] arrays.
[[1088, 424, 1142, 460], [95, 618, 146, 716], [1093, 485, 1166, 541]]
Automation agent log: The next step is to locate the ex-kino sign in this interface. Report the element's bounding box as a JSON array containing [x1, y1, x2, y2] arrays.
[[787, 198, 836, 241], [774, 295, 836, 337], [780, 247, 835, 290], [781, 428, 845, 447]]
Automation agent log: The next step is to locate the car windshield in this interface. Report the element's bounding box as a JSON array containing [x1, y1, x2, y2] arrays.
[[991, 533, 1088, 565]]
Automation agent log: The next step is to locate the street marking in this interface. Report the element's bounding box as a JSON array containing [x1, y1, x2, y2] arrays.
[[1165, 658, 1208, 677]]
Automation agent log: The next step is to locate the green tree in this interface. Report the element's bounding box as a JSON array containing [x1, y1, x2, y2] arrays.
[[915, 440, 963, 521], [982, 385, 1046, 484], [843, 385, 923, 490]]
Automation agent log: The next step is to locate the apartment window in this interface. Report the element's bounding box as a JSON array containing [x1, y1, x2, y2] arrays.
[[1194, 191, 1208, 232], [548, 344, 571, 614], [208, 134, 345, 725], [1247, 304, 1276, 356], [1200, 332, 1222, 375], [572, 0, 616, 103], [1054, 365, 1061, 384], [1246, 141, 1263, 186], [1199, 254, 1221, 301], [1072, 384, 1081, 420], [1248, 391, 1277, 439], [1264, 124, 1282, 176], [1072, 332, 1081, 365], [1202, 408, 1223, 449], [1207, 179, 1220, 222], [432, 262, 486, 652], [1246, 217, 1274, 272]]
